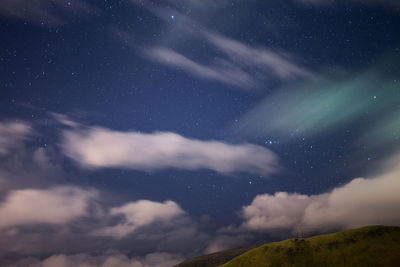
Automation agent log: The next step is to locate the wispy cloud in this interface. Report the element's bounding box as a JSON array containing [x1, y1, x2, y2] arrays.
[[124, 0, 315, 89], [145, 47, 256, 88], [60, 124, 279, 175], [204, 32, 315, 81], [0, 0, 99, 27], [0, 121, 31, 155]]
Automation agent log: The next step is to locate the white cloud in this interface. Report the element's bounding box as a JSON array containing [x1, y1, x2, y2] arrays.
[[242, 192, 322, 232], [61, 126, 278, 175], [0, 121, 31, 155], [240, 156, 400, 235], [0, 0, 99, 27], [92, 200, 185, 239], [0, 186, 97, 228], [13, 252, 183, 267]]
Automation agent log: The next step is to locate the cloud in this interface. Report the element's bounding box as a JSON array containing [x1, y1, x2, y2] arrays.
[[144, 32, 314, 89], [61, 125, 278, 175], [0, 186, 97, 228], [50, 112, 82, 128], [293, 0, 400, 8], [204, 32, 315, 81], [0, 120, 68, 195], [145, 47, 256, 89], [0, 194, 207, 262], [12, 252, 183, 267], [0, 0, 99, 27], [92, 200, 185, 239], [239, 156, 400, 235], [241, 192, 321, 232], [0, 121, 31, 155], [127, 1, 315, 89], [166, 0, 229, 10]]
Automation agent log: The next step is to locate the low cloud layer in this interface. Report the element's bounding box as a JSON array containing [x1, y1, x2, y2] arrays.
[[12, 252, 183, 267], [92, 200, 185, 239], [240, 157, 400, 235], [61, 126, 278, 175], [0, 186, 97, 229]]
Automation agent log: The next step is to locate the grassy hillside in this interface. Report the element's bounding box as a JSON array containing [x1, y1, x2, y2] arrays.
[[220, 226, 400, 267], [176, 225, 400, 267]]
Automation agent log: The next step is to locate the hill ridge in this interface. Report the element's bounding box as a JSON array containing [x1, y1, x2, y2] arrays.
[[176, 225, 400, 267]]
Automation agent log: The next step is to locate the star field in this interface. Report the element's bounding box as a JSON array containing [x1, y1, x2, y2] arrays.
[[0, 0, 400, 265]]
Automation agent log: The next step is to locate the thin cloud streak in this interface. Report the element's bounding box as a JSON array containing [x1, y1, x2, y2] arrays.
[[128, 0, 315, 89], [204, 32, 315, 81], [146, 47, 256, 88]]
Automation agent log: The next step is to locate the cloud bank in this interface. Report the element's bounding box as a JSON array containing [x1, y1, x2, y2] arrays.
[[61, 126, 278, 175], [240, 157, 400, 235], [13, 252, 183, 267]]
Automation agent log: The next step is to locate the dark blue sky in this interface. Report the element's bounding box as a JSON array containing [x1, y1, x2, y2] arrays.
[[0, 0, 400, 266]]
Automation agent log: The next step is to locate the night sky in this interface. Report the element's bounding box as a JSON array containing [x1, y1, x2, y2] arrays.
[[1, 0, 400, 266]]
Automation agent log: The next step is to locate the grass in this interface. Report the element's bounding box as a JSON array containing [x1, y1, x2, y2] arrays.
[[219, 225, 400, 267]]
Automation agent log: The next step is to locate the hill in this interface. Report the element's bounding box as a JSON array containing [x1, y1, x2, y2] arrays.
[[175, 245, 258, 267], [176, 225, 400, 267]]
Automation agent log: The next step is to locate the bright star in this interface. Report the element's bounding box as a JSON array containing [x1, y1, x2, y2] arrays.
[[171, 15, 175, 19]]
